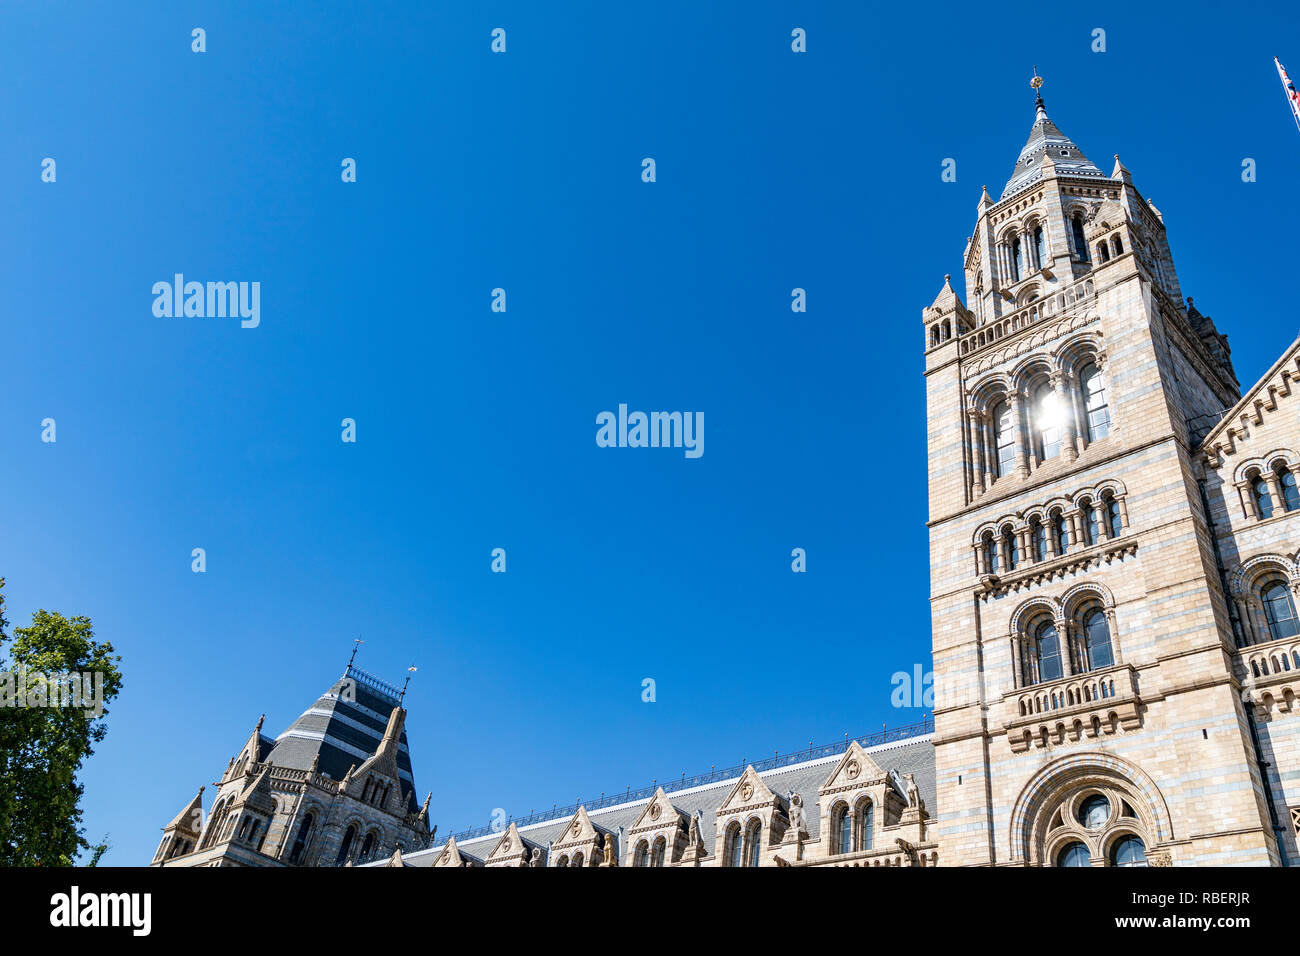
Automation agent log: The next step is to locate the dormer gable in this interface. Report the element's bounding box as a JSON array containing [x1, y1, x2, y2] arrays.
[[818, 740, 890, 796], [716, 765, 780, 816], [484, 822, 541, 868], [627, 786, 688, 836], [432, 834, 480, 868], [624, 787, 689, 866]]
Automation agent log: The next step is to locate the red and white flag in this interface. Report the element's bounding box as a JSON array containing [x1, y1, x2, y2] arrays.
[[1277, 56, 1300, 132]]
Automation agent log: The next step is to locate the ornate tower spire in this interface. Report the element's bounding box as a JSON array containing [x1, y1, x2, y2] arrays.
[[1001, 70, 1103, 200]]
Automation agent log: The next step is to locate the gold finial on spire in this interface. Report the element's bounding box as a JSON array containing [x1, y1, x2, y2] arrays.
[[1030, 65, 1044, 92]]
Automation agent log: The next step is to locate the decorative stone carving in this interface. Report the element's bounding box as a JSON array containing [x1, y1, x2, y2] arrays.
[[788, 792, 807, 843]]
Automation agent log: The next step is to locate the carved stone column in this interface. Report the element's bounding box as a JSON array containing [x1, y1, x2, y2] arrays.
[[968, 407, 986, 495], [1265, 472, 1284, 517], [1098, 501, 1115, 541], [1058, 618, 1075, 678], [1009, 390, 1029, 478], [1050, 369, 1079, 464], [1067, 509, 1082, 547], [1237, 482, 1256, 519], [1106, 608, 1122, 665], [1069, 379, 1089, 454], [1249, 600, 1271, 645], [980, 416, 993, 484]]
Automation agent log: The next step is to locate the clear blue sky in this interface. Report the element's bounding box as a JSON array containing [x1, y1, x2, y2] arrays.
[[2, 2, 1298, 863]]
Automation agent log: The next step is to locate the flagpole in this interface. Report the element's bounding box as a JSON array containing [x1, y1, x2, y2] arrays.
[[1276, 56, 1300, 134]]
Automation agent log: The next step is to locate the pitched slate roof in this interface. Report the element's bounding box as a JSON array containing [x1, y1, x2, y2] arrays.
[[391, 735, 935, 867], [265, 666, 421, 814]]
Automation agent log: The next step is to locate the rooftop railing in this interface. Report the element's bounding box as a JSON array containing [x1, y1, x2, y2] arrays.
[[344, 663, 403, 701], [447, 715, 934, 843]]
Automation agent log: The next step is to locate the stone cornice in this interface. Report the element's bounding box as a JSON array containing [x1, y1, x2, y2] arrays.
[[978, 538, 1137, 599]]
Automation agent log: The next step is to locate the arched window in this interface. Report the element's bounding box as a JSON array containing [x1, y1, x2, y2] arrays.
[[993, 401, 1015, 477], [1058, 842, 1091, 867], [651, 837, 666, 867], [1112, 236, 1123, 256], [1004, 528, 1019, 571], [335, 825, 356, 866], [1110, 835, 1147, 867], [1012, 237, 1023, 281], [289, 813, 315, 865], [1105, 495, 1123, 537], [1075, 500, 1094, 546], [557, 854, 570, 867], [205, 800, 230, 849], [746, 821, 762, 867], [1035, 384, 1060, 461], [1031, 518, 1047, 562], [1052, 511, 1069, 555], [359, 832, 375, 861], [860, 801, 874, 850], [1027, 619, 1063, 684], [834, 804, 851, 854], [1082, 607, 1114, 671], [1262, 581, 1300, 642], [573, 852, 584, 868], [1071, 215, 1089, 261], [633, 841, 649, 867], [982, 532, 998, 574], [727, 824, 743, 868], [1253, 475, 1275, 519], [1097, 242, 1110, 263], [1080, 364, 1110, 441], [1033, 225, 1046, 269], [1279, 467, 1300, 511]]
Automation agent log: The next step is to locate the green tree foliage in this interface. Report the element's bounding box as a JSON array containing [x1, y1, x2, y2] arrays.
[[0, 579, 123, 865]]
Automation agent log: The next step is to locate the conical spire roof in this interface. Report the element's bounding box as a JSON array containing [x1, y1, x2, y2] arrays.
[[263, 664, 421, 814], [1001, 94, 1105, 200], [164, 786, 205, 832]]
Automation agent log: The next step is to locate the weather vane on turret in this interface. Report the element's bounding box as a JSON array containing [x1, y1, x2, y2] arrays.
[[347, 637, 364, 672], [400, 666, 418, 705], [1031, 66, 1045, 107]]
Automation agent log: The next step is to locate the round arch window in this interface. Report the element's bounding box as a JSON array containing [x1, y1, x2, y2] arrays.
[[1057, 842, 1091, 867], [1110, 835, 1148, 867], [1079, 794, 1110, 829], [1262, 580, 1300, 641]]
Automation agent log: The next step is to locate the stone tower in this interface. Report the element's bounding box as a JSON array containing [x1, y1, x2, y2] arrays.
[[152, 662, 433, 867], [923, 85, 1288, 866]]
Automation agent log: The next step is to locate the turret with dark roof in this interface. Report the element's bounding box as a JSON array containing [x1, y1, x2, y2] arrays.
[[1001, 93, 1105, 200]]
